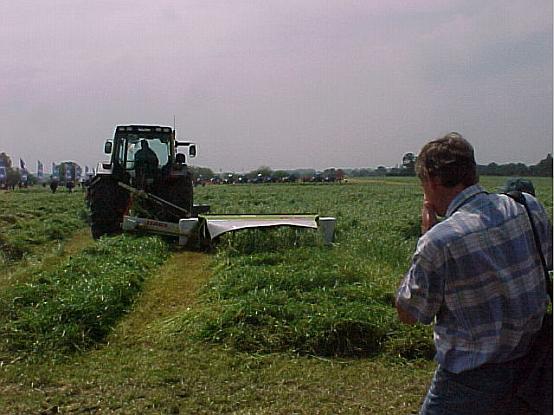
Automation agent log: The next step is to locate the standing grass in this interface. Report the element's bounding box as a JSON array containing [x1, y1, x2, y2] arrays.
[[185, 176, 552, 361], [181, 179, 435, 359]]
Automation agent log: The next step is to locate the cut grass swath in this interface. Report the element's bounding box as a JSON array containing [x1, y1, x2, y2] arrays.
[[0, 235, 168, 360]]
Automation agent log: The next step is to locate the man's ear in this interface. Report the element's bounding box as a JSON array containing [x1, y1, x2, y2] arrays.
[[428, 176, 443, 190]]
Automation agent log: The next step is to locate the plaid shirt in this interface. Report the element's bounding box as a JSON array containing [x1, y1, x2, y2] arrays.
[[397, 184, 552, 373]]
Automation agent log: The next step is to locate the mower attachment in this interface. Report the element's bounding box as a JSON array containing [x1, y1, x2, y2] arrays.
[[121, 214, 336, 246], [198, 214, 318, 239]]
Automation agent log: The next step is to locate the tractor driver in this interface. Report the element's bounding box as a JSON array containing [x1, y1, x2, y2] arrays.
[[134, 139, 159, 189]]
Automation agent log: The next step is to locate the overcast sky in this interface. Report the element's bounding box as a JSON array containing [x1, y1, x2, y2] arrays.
[[1, 0, 552, 173]]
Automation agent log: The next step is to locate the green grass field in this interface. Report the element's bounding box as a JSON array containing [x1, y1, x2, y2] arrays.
[[0, 177, 551, 414]]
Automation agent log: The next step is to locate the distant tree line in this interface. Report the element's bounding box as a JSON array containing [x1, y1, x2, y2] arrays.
[[380, 152, 553, 178], [476, 154, 552, 177]]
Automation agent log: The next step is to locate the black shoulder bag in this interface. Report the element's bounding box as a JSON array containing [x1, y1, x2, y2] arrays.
[[505, 191, 552, 415]]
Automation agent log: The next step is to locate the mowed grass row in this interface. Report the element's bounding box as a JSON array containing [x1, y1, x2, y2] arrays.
[[0, 235, 168, 361], [0, 187, 88, 265], [0, 187, 169, 361]]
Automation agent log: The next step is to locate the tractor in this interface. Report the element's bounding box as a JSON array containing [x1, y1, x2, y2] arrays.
[[88, 124, 336, 246], [87, 125, 198, 239]]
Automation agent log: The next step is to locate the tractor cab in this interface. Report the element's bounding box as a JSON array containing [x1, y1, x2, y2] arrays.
[[107, 126, 171, 187], [104, 125, 195, 190]]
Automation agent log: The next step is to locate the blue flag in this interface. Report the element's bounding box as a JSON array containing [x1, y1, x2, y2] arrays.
[[37, 160, 44, 178], [52, 163, 59, 180], [65, 166, 72, 180]]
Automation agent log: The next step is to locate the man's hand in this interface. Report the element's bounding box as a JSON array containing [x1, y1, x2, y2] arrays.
[[421, 199, 438, 234]]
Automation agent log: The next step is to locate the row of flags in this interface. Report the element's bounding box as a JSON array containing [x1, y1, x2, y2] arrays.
[[0, 158, 95, 183]]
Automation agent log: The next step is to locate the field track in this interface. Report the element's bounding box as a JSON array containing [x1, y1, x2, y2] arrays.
[[63, 228, 95, 256], [111, 250, 211, 343]]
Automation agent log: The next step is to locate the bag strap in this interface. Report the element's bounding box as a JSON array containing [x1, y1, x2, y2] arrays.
[[504, 191, 553, 302]]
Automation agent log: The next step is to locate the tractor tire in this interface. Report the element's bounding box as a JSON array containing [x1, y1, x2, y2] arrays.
[[89, 177, 131, 239], [156, 174, 194, 221]]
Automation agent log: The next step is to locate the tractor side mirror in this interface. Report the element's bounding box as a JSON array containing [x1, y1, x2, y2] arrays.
[[189, 145, 197, 158], [104, 140, 113, 154]]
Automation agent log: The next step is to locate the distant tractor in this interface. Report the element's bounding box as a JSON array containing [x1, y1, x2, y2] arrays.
[[87, 125, 197, 239]]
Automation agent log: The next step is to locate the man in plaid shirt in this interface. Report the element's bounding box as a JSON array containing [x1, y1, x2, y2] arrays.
[[396, 133, 552, 414]]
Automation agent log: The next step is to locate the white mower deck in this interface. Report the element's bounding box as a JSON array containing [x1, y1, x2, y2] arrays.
[[122, 214, 336, 246]]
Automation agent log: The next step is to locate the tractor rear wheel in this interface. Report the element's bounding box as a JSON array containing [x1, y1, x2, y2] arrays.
[[89, 177, 131, 239]]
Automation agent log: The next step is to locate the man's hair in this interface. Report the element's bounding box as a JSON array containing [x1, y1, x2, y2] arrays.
[[415, 132, 478, 187]]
